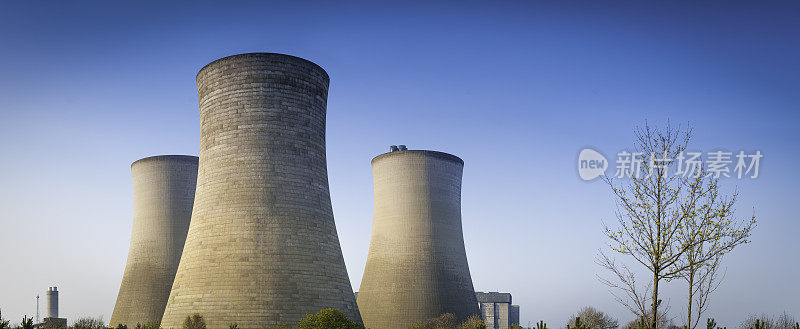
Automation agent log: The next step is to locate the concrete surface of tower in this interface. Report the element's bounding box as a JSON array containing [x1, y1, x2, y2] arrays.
[[42, 287, 67, 329], [357, 147, 479, 329], [110, 155, 198, 327], [160, 53, 360, 329], [46, 287, 58, 318]]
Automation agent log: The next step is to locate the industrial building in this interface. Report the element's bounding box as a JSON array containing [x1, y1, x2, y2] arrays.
[[357, 147, 479, 329], [160, 53, 360, 329], [476, 292, 521, 329], [41, 287, 66, 329], [110, 155, 198, 327]]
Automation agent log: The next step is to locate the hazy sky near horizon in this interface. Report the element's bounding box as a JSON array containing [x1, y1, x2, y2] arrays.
[[1, 1, 799, 327]]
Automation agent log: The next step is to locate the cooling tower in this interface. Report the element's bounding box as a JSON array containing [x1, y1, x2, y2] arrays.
[[357, 148, 479, 329], [160, 53, 360, 329], [110, 155, 198, 327]]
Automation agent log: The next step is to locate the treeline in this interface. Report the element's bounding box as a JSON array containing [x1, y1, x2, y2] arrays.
[[2, 308, 797, 329], [532, 307, 798, 329]]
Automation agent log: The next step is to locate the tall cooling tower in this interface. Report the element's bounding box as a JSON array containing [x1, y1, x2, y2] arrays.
[[160, 53, 360, 329], [110, 155, 198, 327], [357, 148, 479, 329]]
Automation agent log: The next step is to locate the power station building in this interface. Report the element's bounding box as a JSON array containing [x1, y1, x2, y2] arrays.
[[160, 53, 360, 329], [110, 155, 198, 327], [475, 292, 520, 329], [357, 147, 479, 329]]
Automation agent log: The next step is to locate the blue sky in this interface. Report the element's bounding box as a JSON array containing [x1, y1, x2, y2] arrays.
[[0, 1, 798, 327]]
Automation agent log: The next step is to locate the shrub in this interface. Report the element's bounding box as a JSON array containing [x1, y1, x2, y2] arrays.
[[71, 317, 105, 329], [739, 313, 798, 329], [622, 317, 650, 329], [0, 309, 10, 329], [296, 309, 364, 329], [135, 322, 160, 329], [183, 314, 206, 329], [409, 313, 486, 329], [265, 324, 292, 329], [459, 315, 486, 329], [568, 318, 588, 329], [21, 316, 34, 329], [566, 308, 619, 329], [622, 313, 672, 329], [776, 313, 799, 329], [410, 313, 459, 329]]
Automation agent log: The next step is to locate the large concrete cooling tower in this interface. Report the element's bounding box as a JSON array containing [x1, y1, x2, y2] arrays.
[[110, 155, 198, 327], [160, 53, 360, 329], [357, 148, 479, 329]]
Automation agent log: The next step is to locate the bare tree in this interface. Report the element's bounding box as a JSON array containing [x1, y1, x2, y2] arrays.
[[674, 174, 756, 329], [600, 122, 754, 329], [597, 254, 652, 319], [600, 123, 691, 329]]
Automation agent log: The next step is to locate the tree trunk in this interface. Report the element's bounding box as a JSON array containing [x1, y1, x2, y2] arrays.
[[687, 263, 694, 329], [652, 271, 659, 329]]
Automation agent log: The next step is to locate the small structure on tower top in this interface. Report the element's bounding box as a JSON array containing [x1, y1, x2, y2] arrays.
[[389, 145, 408, 152]]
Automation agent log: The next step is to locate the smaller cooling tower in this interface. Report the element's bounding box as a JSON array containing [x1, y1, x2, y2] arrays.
[[46, 287, 58, 318], [358, 148, 479, 329], [110, 155, 198, 327]]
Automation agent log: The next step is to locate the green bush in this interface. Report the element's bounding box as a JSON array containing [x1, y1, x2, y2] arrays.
[[296, 308, 364, 329], [459, 315, 486, 329], [135, 322, 161, 329], [183, 314, 206, 329], [707, 318, 727, 329], [21, 316, 34, 329]]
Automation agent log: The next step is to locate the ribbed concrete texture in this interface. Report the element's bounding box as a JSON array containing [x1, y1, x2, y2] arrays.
[[110, 155, 198, 327], [46, 287, 58, 318], [358, 149, 479, 329], [160, 53, 360, 329]]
